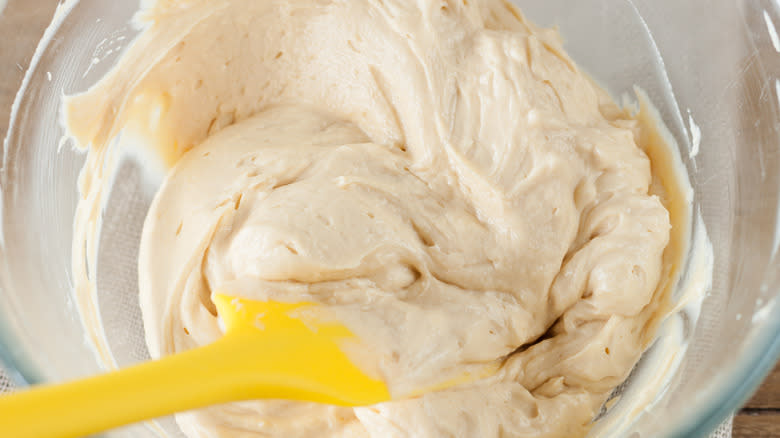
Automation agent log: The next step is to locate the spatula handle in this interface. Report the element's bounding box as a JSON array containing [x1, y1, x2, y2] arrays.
[[0, 339, 242, 438]]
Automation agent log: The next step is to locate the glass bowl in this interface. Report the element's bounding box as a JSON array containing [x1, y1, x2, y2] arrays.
[[1, 0, 779, 437]]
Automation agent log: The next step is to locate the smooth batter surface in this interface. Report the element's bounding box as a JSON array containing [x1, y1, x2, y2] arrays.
[[64, 0, 686, 436]]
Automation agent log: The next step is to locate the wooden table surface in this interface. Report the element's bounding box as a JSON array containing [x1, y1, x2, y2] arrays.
[[1, 1, 779, 437], [737, 364, 780, 438]]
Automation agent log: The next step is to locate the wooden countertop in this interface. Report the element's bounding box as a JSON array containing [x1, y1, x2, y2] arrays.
[[1, 1, 778, 437], [737, 364, 780, 438]]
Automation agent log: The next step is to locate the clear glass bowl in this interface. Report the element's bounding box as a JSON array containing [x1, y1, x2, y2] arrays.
[[1, 1, 779, 437]]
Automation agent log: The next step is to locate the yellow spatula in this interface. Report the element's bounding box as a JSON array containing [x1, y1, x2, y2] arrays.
[[0, 294, 391, 438]]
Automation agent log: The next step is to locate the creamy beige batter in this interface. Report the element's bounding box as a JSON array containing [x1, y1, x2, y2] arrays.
[[64, 0, 688, 436]]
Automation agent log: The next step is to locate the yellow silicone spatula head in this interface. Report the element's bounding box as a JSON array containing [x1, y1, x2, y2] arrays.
[[210, 293, 391, 406], [0, 294, 390, 438]]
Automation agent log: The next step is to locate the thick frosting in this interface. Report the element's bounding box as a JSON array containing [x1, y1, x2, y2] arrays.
[[64, 0, 686, 436]]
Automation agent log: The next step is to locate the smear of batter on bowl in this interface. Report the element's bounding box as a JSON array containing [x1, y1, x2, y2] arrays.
[[64, 0, 691, 436]]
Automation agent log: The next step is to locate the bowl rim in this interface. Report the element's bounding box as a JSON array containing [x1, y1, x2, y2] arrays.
[[0, 0, 80, 391]]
